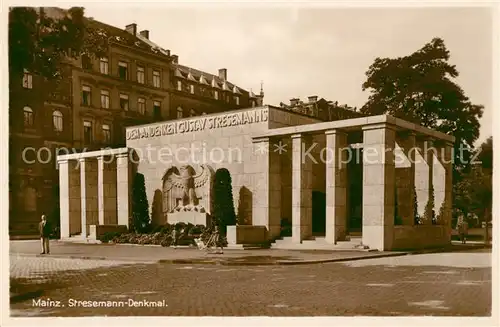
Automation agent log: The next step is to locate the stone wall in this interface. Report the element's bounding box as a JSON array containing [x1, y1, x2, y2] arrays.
[[392, 225, 450, 250], [125, 106, 324, 228]]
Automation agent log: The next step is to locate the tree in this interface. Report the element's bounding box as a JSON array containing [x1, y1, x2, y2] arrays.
[[213, 169, 236, 233], [361, 38, 483, 178], [131, 173, 150, 233], [9, 7, 108, 83], [454, 137, 493, 235]]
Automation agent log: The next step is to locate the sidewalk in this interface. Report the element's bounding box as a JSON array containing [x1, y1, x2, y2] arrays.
[[9, 240, 489, 266]]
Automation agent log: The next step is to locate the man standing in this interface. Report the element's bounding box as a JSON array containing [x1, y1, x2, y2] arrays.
[[457, 216, 469, 244], [39, 214, 51, 254]]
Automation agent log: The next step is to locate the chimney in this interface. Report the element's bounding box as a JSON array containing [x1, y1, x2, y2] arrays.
[[171, 55, 179, 64], [139, 30, 149, 39], [290, 98, 300, 106], [308, 95, 318, 103], [125, 23, 137, 36], [218, 68, 227, 81]]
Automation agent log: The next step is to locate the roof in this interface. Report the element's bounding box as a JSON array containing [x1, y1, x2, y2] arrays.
[[43, 7, 172, 60], [86, 19, 171, 59], [173, 64, 249, 95]]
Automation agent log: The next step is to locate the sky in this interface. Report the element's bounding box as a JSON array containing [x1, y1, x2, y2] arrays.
[[72, 4, 492, 145]]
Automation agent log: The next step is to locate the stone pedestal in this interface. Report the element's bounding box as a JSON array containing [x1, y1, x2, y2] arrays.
[[291, 134, 313, 243], [167, 211, 210, 226], [362, 124, 395, 251], [325, 129, 348, 244], [226, 225, 268, 246]]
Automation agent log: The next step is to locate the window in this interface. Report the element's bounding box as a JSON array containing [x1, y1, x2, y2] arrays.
[[251, 100, 256, 108], [100, 57, 109, 74], [82, 55, 92, 70], [100, 90, 110, 109], [153, 70, 161, 88], [176, 107, 183, 119], [23, 106, 34, 127], [177, 80, 182, 91], [118, 61, 128, 80], [138, 97, 146, 114], [119, 94, 129, 110], [52, 110, 63, 132], [234, 96, 240, 106], [82, 85, 91, 106], [153, 101, 161, 119], [202, 112, 207, 115], [214, 90, 219, 100], [137, 66, 145, 84], [83, 121, 93, 144], [190, 109, 196, 117], [190, 84, 194, 94], [22, 70, 33, 89], [102, 124, 111, 143]]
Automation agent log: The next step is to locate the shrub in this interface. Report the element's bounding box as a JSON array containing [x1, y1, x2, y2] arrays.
[[100, 231, 122, 243], [213, 168, 236, 233], [132, 173, 150, 233]]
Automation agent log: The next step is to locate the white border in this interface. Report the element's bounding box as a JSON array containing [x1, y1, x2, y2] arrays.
[[1, 1, 498, 327]]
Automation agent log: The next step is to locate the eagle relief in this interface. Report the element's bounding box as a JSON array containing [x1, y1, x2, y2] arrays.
[[162, 164, 215, 223]]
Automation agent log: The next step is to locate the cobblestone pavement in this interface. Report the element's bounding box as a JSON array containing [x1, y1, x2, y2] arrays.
[[9, 249, 491, 317]]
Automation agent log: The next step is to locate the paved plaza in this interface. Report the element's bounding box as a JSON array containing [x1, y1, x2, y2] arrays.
[[9, 247, 492, 317]]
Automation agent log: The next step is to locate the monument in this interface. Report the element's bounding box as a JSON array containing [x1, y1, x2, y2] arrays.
[[57, 105, 454, 251], [162, 164, 215, 225]]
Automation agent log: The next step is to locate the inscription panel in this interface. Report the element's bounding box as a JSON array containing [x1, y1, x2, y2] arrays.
[[126, 108, 269, 140]]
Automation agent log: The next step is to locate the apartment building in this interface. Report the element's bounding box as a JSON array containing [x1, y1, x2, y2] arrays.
[[9, 8, 263, 236]]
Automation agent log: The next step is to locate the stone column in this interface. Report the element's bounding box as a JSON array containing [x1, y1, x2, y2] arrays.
[[68, 160, 82, 236], [325, 129, 348, 244], [423, 139, 435, 224], [98, 155, 118, 225], [433, 142, 453, 238], [291, 133, 313, 243], [362, 124, 396, 251], [443, 143, 453, 239], [395, 132, 416, 225], [116, 152, 132, 228], [79, 158, 87, 238], [58, 159, 70, 239], [252, 137, 282, 239], [415, 138, 432, 224], [80, 158, 98, 238]]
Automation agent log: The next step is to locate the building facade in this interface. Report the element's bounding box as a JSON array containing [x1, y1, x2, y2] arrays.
[[9, 8, 262, 236], [56, 106, 455, 251]]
